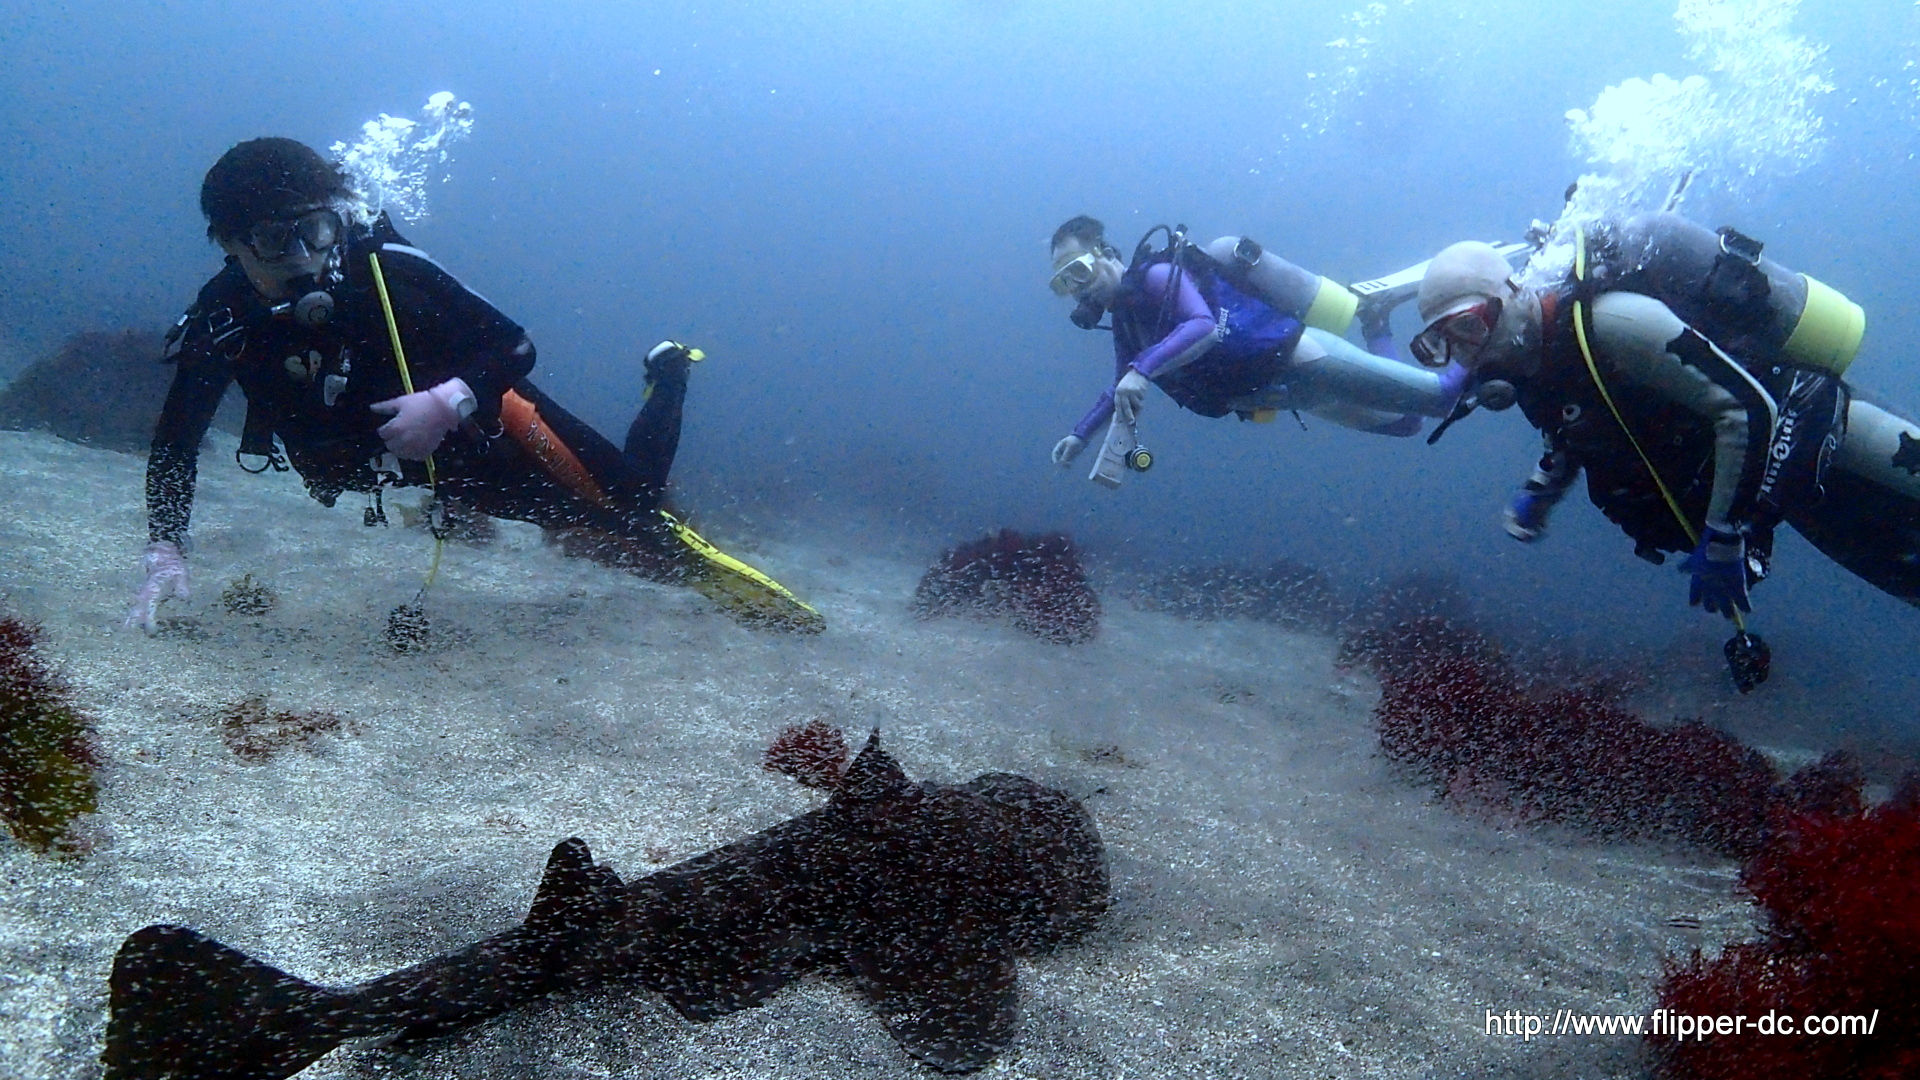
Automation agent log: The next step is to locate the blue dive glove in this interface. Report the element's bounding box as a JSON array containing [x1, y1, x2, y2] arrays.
[[1502, 490, 1554, 543], [1684, 526, 1751, 617]]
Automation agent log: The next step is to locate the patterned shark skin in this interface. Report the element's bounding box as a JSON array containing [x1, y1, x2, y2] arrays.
[[101, 733, 1109, 1078]]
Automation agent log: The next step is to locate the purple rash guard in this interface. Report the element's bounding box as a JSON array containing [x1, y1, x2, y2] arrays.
[[1066, 262, 1454, 441], [1071, 264, 1214, 440]]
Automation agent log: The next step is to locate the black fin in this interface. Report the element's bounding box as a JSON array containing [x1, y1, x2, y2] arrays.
[[838, 729, 910, 803], [526, 837, 625, 936], [103, 924, 355, 1080], [850, 934, 1020, 1073]]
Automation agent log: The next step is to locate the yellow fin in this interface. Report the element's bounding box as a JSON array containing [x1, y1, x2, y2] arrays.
[[659, 512, 825, 634]]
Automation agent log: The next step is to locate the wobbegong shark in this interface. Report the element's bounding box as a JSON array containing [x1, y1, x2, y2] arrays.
[[102, 733, 1109, 1077]]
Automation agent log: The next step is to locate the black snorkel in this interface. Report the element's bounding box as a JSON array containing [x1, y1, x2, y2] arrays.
[[1424, 377, 1516, 445]]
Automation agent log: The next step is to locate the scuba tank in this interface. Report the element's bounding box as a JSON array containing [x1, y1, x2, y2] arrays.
[[1588, 212, 1864, 375], [1200, 235, 1359, 336]]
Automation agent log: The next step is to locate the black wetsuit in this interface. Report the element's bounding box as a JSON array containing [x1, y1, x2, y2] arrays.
[[148, 216, 690, 574]]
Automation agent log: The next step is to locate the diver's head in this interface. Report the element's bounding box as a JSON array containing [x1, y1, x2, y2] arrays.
[[1049, 215, 1125, 327], [201, 138, 353, 299], [1411, 241, 1521, 372]]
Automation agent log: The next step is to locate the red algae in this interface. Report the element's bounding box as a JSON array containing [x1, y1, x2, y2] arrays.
[[764, 720, 850, 790], [1654, 797, 1920, 1079], [911, 529, 1100, 644], [1355, 617, 1783, 857], [0, 615, 100, 854]]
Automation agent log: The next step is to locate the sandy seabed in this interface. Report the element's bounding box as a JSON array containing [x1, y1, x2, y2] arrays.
[[0, 429, 1760, 1079]]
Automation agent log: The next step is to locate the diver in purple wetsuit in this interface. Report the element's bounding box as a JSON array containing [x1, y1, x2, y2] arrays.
[[1044, 216, 1469, 474]]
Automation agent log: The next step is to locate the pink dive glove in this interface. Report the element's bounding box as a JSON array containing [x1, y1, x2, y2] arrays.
[[370, 377, 477, 460], [125, 540, 189, 633]]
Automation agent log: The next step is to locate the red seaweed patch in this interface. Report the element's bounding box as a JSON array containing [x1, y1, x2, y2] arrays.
[[764, 720, 850, 790], [1653, 792, 1920, 1078], [0, 615, 100, 854], [1347, 617, 1844, 858], [215, 695, 352, 762], [912, 529, 1100, 644]]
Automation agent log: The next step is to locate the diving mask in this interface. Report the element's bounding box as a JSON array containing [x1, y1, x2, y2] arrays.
[[246, 207, 343, 262], [1410, 297, 1502, 368], [1049, 252, 1100, 297]]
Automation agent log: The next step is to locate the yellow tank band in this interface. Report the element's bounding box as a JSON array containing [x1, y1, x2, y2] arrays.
[[1304, 277, 1359, 335], [1249, 408, 1278, 423], [1784, 274, 1865, 375]]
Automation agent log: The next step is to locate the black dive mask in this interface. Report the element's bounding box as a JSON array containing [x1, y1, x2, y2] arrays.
[[1069, 296, 1107, 331]]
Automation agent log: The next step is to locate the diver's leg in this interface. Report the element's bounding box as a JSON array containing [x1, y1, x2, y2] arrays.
[[505, 381, 659, 509], [622, 344, 694, 506], [1288, 328, 1456, 417], [439, 416, 690, 581], [1301, 402, 1424, 437], [1785, 399, 1920, 606]]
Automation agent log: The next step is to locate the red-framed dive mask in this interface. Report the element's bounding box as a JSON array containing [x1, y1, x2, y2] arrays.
[[1410, 296, 1503, 368]]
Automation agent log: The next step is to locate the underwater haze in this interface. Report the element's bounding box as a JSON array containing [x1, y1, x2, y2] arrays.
[[6, 0, 1920, 1076], [9, 0, 1920, 732]]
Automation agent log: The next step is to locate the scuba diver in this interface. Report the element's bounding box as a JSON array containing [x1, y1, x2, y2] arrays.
[[1044, 215, 1469, 486], [1406, 210, 1920, 640], [128, 138, 820, 634]]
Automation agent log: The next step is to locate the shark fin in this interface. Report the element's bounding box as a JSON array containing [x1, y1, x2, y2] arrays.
[[525, 837, 626, 936], [838, 730, 910, 803], [849, 933, 1020, 1073], [103, 924, 356, 1080]]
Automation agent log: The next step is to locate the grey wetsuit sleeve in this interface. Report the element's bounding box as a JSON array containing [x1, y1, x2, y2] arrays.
[[1588, 291, 1777, 533]]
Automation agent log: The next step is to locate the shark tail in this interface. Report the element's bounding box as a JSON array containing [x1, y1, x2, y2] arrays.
[[102, 924, 360, 1080]]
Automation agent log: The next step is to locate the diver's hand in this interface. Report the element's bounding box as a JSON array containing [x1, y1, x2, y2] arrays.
[[1051, 434, 1086, 467], [1684, 526, 1751, 617], [126, 541, 189, 634], [1112, 369, 1150, 423], [371, 377, 476, 460], [1357, 296, 1395, 345], [1503, 491, 1553, 543]]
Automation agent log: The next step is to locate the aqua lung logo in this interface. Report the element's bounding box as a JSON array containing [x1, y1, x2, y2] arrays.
[[1757, 410, 1796, 501]]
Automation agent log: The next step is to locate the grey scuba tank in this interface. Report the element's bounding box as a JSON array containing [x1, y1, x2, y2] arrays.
[[1595, 212, 1864, 375], [1201, 236, 1359, 336]]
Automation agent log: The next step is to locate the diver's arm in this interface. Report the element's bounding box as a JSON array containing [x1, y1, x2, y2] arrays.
[[371, 244, 535, 423], [1070, 389, 1115, 442], [1589, 291, 1775, 533], [1126, 264, 1216, 379], [1504, 433, 1581, 541], [146, 350, 234, 545], [457, 334, 536, 421]]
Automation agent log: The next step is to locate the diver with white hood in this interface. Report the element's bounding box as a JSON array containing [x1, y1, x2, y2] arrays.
[[1043, 216, 1470, 487], [1404, 210, 1920, 689]]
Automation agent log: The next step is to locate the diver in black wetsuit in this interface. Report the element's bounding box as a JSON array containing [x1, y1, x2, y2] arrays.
[[130, 138, 817, 633]]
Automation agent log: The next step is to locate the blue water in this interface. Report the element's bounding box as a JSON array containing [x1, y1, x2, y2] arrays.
[[4, 2, 1918, 753]]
